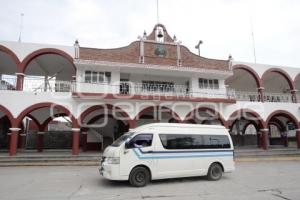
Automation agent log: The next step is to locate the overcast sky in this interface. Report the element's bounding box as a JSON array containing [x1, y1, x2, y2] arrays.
[[1, 0, 300, 67]]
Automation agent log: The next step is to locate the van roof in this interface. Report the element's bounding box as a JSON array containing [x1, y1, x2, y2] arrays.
[[132, 123, 226, 132]]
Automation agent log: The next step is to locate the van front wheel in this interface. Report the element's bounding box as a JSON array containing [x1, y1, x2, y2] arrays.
[[207, 163, 223, 181], [129, 167, 150, 187]]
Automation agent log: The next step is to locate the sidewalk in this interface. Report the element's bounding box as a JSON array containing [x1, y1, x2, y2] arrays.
[[0, 147, 299, 166]]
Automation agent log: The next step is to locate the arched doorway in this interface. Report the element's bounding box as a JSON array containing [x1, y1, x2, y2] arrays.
[[266, 110, 299, 147], [79, 104, 131, 151], [228, 109, 265, 148], [21, 49, 75, 92], [262, 69, 294, 102], [0, 105, 14, 151], [226, 65, 262, 101], [16, 103, 76, 152], [0, 45, 20, 90], [184, 107, 226, 127], [134, 106, 180, 127]]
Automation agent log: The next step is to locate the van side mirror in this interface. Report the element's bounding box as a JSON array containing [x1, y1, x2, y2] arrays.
[[125, 141, 130, 149]]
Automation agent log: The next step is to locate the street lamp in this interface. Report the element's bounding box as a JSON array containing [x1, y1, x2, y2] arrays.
[[195, 40, 203, 56]]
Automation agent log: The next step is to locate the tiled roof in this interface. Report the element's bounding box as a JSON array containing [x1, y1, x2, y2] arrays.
[[79, 24, 229, 71]]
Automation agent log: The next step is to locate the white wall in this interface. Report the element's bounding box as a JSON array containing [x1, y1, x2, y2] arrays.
[[0, 40, 75, 61]]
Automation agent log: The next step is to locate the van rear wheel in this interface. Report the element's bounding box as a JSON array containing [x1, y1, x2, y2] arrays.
[[129, 167, 150, 187], [207, 163, 223, 181]]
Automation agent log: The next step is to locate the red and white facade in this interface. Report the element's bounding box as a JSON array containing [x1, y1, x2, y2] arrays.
[[0, 24, 300, 156]]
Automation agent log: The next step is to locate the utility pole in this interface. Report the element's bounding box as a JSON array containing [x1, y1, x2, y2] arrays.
[[18, 13, 24, 43]]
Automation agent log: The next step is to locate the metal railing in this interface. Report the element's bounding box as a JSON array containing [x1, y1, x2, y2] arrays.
[[0, 79, 16, 90], [235, 91, 293, 103], [263, 92, 292, 103], [0, 76, 71, 92], [0, 77, 295, 103], [73, 81, 235, 99], [235, 91, 260, 102]]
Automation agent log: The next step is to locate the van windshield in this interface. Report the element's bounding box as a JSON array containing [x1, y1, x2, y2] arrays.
[[111, 132, 135, 147]]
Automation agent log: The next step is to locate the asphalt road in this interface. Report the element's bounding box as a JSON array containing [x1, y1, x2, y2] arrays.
[[0, 161, 300, 200]]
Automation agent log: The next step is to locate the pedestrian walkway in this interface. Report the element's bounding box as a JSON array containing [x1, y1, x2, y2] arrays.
[[0, 147, 299, 166]]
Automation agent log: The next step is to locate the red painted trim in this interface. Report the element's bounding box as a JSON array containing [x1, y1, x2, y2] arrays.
[[40, 113, 68, 131], [72, 131, 80, 155], [134, 106, 181, 122], [294, 73, 300, 83], [9, 131, 18, 156], [79, 104, 131, 124], [184, 107, 227, 128], [72, 92, 236, 104], [0, 104, 15, 127], [20, 48, 76, 73], [241, 121, 259, 134], [16, 102, 77, 127], [269, 117, 286, 132], [227, 109, 266, 129], [0, 45, 21, 72], [266, 110, 299, 129], [232, 64, 262, 88], [26, 113, 43, 131], [296, 130, 300, 148], [261, 68, 295, 90]]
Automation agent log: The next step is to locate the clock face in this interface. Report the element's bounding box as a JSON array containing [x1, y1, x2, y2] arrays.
[[154, 44, 167, 57]]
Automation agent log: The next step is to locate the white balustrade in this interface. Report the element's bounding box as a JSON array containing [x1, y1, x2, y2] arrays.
[[72, 81, 234, 99], [235, 91, 293, 103]]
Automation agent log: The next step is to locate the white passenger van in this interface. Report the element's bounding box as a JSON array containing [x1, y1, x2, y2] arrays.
[[99, 123, 235, 187]]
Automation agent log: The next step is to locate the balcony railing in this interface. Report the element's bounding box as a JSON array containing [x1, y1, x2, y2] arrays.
[[0, 77, 71, 92], [0, 78, 296, 103], [235, 91, 293, 103], [23, 79, 71, 92], [72, 81, 235, 99]]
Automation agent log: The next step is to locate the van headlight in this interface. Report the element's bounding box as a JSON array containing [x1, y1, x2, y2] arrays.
[[107, 157, 120, 164]]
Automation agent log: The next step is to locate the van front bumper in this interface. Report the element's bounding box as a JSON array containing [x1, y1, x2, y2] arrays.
[[99, 162, 127, 180]]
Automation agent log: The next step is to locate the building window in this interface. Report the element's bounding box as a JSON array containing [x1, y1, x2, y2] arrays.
[[213, 79, 219, 89], [199, 78, 219, 89], [142, 80, 174, 92], [159, 134, 231, 149], [84, 71, 111, 83], [85, 71, 91, 83]]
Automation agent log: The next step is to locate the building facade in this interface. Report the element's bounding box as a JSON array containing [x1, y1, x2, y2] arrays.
[[0, 24, 300, 156]]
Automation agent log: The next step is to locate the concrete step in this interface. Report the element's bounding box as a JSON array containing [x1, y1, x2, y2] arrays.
[[0, 148, 300, 166]]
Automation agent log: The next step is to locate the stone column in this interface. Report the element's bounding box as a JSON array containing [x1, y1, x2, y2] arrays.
[[82, 131, 88, 152], [291, 89, 298, 103], [19, 132, 27, 149], [37, 132, 45, 152], [128, 119, 137, 129], [296, 129, 300, 149], [9, 128, 21, 156], [257, 87, 264, 102], [260, 129, 269, 150], [72, 128, 80, 155], [15, 73, 25, 91]]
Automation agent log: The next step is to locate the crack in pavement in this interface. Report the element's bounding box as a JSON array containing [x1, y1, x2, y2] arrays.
[[68, 184, 82, 200], [272, 193, 292, 200], [141, 195, 179, 199], [257, 188, 292, 200]]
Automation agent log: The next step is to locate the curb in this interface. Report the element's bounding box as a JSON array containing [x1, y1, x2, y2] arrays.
[[235, 156, 300, 162]]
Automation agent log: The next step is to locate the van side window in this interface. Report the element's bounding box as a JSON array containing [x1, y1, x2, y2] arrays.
[[159, 134, 230, 149], [127, 134, 153, 148]]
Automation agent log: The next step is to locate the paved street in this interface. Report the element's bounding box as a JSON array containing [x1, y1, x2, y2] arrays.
[[0, 161, 300, 200]]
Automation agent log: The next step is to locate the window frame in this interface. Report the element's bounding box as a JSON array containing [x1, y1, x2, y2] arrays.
[[159, 134, 231, 150], [126, 133, 154, 149]]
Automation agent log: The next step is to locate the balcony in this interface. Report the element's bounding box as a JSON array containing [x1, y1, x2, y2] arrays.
[[1, 77, 296, 103], [72, 81, 236, 101], [235, 91, 293, 103], [0, 77, 71, 92]]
